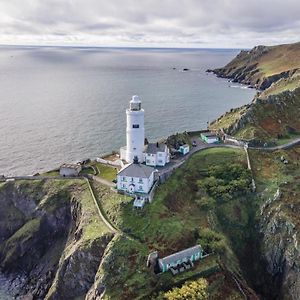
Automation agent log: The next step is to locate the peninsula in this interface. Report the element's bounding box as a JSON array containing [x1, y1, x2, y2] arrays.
[[1, 41, 300, 300]]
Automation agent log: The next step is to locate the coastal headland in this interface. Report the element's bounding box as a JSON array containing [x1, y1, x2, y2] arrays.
[[1, 41, 300, 299]]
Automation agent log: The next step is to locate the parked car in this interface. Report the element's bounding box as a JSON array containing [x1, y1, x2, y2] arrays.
[[192, 140, 197, 147]]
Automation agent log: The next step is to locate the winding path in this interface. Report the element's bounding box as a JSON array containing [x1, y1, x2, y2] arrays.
[[248, 137, 300, 151]]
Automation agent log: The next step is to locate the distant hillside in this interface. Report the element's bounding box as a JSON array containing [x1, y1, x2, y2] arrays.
[[208, 41, 300, 92], [209, 41, 300, 143]]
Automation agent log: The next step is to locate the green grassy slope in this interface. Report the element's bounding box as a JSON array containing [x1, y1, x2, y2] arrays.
[[94, 147, 258, 299], [208, 42, 300, 142], [212, 41, 300, 92]]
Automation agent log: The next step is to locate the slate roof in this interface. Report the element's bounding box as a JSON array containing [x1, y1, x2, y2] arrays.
[[201, 132, 218, 138], [158, 245, 202, 265], [145, 143, 167, 154], [60, 163, 81, 170], [118, 163, 155, 178]]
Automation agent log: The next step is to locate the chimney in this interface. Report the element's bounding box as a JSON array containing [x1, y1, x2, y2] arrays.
[[133, 156, 139, 164]]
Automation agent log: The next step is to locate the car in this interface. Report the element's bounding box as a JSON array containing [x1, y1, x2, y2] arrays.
[[192, 140, 197, 147]]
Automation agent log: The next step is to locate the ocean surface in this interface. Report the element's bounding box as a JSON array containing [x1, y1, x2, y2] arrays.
[[0, 46, 255, 176]]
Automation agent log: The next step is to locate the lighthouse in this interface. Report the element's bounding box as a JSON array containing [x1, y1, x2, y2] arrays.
[[120, 95, 145, 163]]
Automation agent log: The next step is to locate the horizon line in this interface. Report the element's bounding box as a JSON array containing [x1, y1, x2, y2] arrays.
[[0, 43, 247, 51]]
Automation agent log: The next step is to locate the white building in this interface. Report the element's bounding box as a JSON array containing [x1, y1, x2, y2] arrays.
[[60, 163, 82, 177], [200, 132, 220, 144], [120, 95, 145, 163], [144, 143, 170, 167], [179, 144, 190, 155], [117, 158, 156, 198]]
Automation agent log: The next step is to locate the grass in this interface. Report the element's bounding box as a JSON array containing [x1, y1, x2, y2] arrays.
[[210, 107, 246, 131], [0, 217, 42, 266], [72, 180, 113, 239], [274, 133, 300, 146], [262, 77, 300, 97], [79, 167, 95, 175], [94, 147, 249, 299], [90, 162, 118, 181], [249, 149, 294, 192], [41, 170, 60, 176]]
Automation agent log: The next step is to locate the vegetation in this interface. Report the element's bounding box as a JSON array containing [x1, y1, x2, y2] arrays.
[[166, 132, 191, 149], [209, 41, 300, 145], [213, 41, 300, 92], [90, 162, 118, 181], [197, 163, 252, 202], [163, 278, 208, 300], [96, 147, 251, 299]]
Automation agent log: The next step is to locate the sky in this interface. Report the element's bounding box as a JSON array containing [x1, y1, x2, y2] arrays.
[[0, 0, 299, 48]]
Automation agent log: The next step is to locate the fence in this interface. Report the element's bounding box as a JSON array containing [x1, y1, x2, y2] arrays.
[[224, 134, 246, 147]]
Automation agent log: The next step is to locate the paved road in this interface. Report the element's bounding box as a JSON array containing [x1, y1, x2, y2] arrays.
[[249, 137, 300, 151], [158, 138, 241, 177]]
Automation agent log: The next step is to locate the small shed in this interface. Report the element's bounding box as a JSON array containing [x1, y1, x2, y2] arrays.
[[158, 245, 203, 273], [60, 163, 82, 177], [201, 132, 219, 144], [179, 144, 190, 155]]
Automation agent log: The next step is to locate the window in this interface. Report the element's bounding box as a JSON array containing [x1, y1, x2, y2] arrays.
[[122, 177, 126, 181], [139, 178, 143, 183], [132, 124, 139, 128], [139, 185, 143, 191], [146, 159, 150, 164], [158, 153, 163, 157], [158, 160, 163, 163]]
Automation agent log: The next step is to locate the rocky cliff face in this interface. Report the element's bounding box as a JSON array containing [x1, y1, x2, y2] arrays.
[[210, 87, 300, 143], [208, 42, 300, 91], [0, 180, 114, 300], [260, 188, 300, 300]]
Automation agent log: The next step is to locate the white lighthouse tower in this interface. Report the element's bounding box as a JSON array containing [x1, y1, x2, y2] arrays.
[[120, 95, 145, 163]]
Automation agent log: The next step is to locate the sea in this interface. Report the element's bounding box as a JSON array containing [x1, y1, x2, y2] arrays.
[[0, 46, 256, 177]]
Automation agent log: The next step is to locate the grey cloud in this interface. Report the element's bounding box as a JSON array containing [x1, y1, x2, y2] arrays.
[[0, 0, 299, 47]]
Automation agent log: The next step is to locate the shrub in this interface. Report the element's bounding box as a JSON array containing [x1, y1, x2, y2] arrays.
[[195, 196, 216, 211], [197, 163, 251, 201], [163, 278, 208, 300], [197, 227, 227, 255]]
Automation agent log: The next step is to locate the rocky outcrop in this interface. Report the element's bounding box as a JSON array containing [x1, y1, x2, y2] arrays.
[[210, 87, 300, 143], [46, 234, 113, 300], [0, 180, 114, 300], [260, 189, 300, 300], [208, 42, 300, 91]]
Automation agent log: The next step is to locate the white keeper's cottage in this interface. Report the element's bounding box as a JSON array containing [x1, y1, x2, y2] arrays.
[[117, 157, 157, 199]]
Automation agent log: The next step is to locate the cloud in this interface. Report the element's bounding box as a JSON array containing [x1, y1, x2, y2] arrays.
[[0, 0, 299, 47]]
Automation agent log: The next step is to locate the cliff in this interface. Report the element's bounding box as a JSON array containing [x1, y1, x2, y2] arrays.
[[2, 148, 300, 299], [208, 41, 300, 91], [209, 41, 300, 144], [0, 179, 114, 299], [210, 87, 300, 143], [249, 146, 300, 300]]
